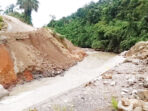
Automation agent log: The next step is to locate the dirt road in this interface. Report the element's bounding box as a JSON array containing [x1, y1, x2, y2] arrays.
[[2, 15, 36, 32]]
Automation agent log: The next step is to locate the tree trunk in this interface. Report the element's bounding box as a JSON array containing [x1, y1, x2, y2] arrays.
[[24, 10, 32, 25]]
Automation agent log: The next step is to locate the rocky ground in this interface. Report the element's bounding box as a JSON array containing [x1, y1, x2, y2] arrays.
[[29, 42, 148, 111]]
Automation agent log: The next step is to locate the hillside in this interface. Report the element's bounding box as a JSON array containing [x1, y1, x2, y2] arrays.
[[48, 0, 148, 53], [0, 16, 86, 88]]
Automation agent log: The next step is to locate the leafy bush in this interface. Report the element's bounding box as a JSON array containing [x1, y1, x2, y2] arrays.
[[111, 97, 118, 110], [0, 16, 4, 30]]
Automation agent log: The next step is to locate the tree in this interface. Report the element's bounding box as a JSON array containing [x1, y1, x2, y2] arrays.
[[17, 0, 39, 25], [0, 6, 3, 15], [4, 4, 15, 14]]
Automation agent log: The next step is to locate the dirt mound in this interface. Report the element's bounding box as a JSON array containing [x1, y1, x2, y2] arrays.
[[126, 41, 148, 60], [0, 28, 86, 88]]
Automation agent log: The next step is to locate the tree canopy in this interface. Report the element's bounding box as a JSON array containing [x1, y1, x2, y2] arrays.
[[48, 0, 148, 53], [17, 0, 39, 24]]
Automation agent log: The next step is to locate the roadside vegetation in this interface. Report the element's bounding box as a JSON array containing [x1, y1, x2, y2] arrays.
[[48, 0, 148, 53], [0, 16, 4, 30], [4, 0, 39, 25]]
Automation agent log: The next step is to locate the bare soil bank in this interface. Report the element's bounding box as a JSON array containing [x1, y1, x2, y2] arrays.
[[0, 16, 86, 89]]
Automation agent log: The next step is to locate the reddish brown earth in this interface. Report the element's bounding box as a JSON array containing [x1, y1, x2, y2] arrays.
[[0, 16, 86, 89], [0, 44, 17, 89]]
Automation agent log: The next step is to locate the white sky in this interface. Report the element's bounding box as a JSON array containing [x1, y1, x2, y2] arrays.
[[0, 0, 98, 27]]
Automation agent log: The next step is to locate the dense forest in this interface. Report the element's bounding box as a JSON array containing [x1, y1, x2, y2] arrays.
[[48, 0, 148, 53]]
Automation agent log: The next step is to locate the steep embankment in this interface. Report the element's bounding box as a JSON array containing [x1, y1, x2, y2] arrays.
[[0, 16, 86, 88]]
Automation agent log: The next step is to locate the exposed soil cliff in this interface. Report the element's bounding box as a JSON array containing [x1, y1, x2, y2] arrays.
[[0, 16, 86, 88]]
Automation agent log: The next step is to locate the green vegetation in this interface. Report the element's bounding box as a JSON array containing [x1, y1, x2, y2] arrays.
[[4, 0, 39, 25], [48, 0, 148, 53], [0, 16, 4, 30], [111, 97, 118, 110], [29, 108, 37, 111]]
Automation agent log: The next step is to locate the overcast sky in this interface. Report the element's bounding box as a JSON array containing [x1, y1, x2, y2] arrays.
[[0, 0, 98, 27]]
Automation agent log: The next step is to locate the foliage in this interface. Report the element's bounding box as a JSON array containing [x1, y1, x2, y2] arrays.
[[4, 4, 15, 14], [111, 97, 118, 110], [48, 0, 148, 53], [8, 12, 27, 23], [17, 0, 39, 25], [29, 108, 37, 111], [0, 16, 4, 30]]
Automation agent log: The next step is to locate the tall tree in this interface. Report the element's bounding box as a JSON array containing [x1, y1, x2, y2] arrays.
[[17, 0, 39, 25]]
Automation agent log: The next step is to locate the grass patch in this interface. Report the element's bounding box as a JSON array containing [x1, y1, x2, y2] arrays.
[[111, 97, 118, 111]]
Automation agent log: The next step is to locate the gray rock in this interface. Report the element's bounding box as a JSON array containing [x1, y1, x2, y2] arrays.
[[127, 77, 136, 86], [122, 89, 129, 93], [0, 85, 9, 99], [110, 81, 116, 86], [143, 77, 148, 88]]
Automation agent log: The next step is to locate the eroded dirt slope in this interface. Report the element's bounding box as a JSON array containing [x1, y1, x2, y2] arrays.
[[0, 16, 86, 88]]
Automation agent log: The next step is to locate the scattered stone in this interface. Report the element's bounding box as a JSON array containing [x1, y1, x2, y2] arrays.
[[102, 74, 112, 79], [94, 76, 102, 81], [118, 99, 133, 111], [0, 85, 9, 99], [143, 77, 148, 88], [127, 77, 136, 86], [139, 83, 143, 87], [84, 81, 96, 87], [121, 92, 127, 96], [110, 81, 116, 86], [122, 89, 129, 93], [23, 70, 33, 82], [118, 98, 142, 111], [103, 81, 109, 85], [132, 90, 138, 95], [138, 77, 145, 82]]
